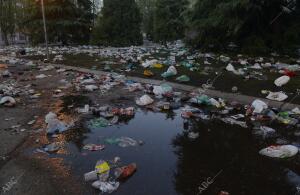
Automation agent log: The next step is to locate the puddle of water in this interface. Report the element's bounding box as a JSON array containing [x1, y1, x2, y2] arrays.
[[31, 108, 300, 195]]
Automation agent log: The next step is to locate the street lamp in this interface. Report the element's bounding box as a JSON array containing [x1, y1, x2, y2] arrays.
[[40, 0, 49, 60]]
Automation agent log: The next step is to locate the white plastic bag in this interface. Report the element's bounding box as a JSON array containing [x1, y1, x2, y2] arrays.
[[259, 145, 298, 158], [136, 95, 154, 106], [251, 99, 268, 113], [266, 92, 288, 102], [274, 76, 290, 87]]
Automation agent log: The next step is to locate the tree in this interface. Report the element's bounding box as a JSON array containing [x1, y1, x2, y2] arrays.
[[187, 0, 300, 53], [22, 0, 93, 45], [0, 0, 18, 45], [153, 0, 188, 43], [92, 0, 143, 46], [137, 0, 156, 40]]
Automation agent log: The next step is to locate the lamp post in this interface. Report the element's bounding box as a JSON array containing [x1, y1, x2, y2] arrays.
[[41, 0, 49, 60]]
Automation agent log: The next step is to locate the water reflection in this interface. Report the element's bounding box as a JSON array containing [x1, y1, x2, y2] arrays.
[[28, 101, 300, 195], [172, 118, 299, 195]]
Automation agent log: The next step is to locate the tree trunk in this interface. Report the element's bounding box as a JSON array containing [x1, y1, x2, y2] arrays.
[[2, 31, 9, 46]]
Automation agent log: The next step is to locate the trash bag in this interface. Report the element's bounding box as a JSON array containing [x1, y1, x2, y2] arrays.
[[251, 99, 268, 114], [259, 145, 298, 158], [226, 64, 235, 72], [142, 59, 157, 68], [153, 63, 163, 68], [45, 112, 72, 134], [83, 144, 105, 151], [114, 163, 137, 180], [136, 95, 154, 106], [118, 137, 140, 147], [176, 75, 190, 82], [92, 181, 119, 193], [161, 66, 177, 78], [85, 85, 98, 91], [84, 170, 98, 182], [0, 96, 16, 107], [36, 74, 47, 79], [44, 142, 61, 153], [95, 160, 110, 174], [266, 92, 288, 101], [209, 98, 221, 108], [143, 70, 154, 77], [283, 69, 296, 77], [221, 117, 248, 128], [89, 118, 109, 128], [253, 126, 276, 139], [274, 76, 290, 87], [188, 132, 199, 139], [153, 84, 173, 96], [292, 107, 300, 114], [190, 95, 212, 105]]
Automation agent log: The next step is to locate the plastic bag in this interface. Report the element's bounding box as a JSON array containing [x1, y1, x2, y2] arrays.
[[259, 145, 298, 158], [190, 95, 212, 105], [45, 112, 72, 134], [153, 63, 163, 68], [144, 70, 154, 77], [176, 75, 190, 82], [89, 118, 109, 128], [85, 85, 98, 91], [92, 181, 119, 193], [274, 76, 290, 87], [83, 144, 105, 151], [251, 99, 268, 113], [0, 96, 16, 107], [153, 84, 173, 96], [136, 95, 154, 106], [118, 137, 139, 147], [161, 66, 177, 78], [95, 160, 110, 174], [266, 92, 288, 101], [142, 59, 157, 68]]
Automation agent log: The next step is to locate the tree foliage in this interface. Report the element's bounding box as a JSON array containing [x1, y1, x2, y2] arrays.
[[92, 0, 143, 46], [0, 0, 18, 45], [22, 0, 93, 45], [137, 0, 155, 40], [153, 0, 188, 43], [187, 0, 300, 53]]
